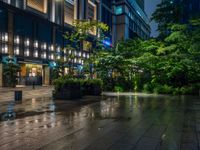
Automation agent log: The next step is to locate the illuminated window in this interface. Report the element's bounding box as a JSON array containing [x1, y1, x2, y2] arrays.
[[27, 0, 47, 13], [64, 0, 75, 25]]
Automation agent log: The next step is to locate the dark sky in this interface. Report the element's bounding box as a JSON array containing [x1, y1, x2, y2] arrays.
[[144, 0, 161, 37]]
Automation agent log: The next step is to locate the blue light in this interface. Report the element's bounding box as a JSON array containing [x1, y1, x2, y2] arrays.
[[103, 39, 112, 47], [77, 65, 83, 71], [49, 61, 57, 68], [2, 56, 17, 64], [115, 6, 123, 15]]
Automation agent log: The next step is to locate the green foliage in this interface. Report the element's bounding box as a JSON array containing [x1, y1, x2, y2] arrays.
[[153, 85, 173, 94], [114, 86, 124, 92], [53, 76, 82, 92], [151, 0, 184, 38], [63, 19, 109, 77], [53, 76, 103, 94], [3, 57, 21, 87], [82, 79, 103, 88], [52, 59, 65, 80], [96, 19, 200, 95], [143, 83, 154, 93]]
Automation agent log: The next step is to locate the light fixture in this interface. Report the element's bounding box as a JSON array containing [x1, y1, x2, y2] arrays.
[[14, 47, 20, 55], [78, 59, 81, 64], [4, 33, 8, 42], [42, 43, 47, 49], [50, 45, 54, 51], [14, 36, 20, 44], [83, 53, 86, 58], [25, 39, 30, 46], [2, 44, 8, 53], [42, 52, 47, 59], [87, 54, 90, 58], [50, 54, 54, 60], [64, 48, 67, 54], [34, 51, 38, 58], [24, 49, 30, 56], [78, 52, 81, 57], [34, 41, 38, 48], [57, 46, 61, 52]]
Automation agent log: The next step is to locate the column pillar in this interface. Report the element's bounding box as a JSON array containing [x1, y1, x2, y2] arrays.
[[43, 66, 50, 85], [8, 11, 14, 56], [0, 63, 3, 87]]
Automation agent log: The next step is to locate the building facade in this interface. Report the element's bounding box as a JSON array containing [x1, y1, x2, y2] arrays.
[[182, 0, 200, 22], [112, 0, 150, 44], [0, 0, 150, 87], [161, 0, 200, 23]]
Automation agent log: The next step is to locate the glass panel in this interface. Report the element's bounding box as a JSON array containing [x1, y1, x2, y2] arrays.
[[64, 0, 74, 25]]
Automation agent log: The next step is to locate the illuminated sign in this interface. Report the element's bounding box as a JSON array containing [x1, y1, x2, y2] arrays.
[[115, 6, 123, 15]]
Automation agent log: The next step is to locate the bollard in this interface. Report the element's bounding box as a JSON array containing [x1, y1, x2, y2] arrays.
[[15, 90, 22, 101]]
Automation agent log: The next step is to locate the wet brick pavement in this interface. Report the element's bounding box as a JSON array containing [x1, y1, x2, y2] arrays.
[[0, 94, 199, 150]]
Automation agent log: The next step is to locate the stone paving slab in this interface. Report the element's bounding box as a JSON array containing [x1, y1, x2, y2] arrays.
[[0, 94, 199, 150]]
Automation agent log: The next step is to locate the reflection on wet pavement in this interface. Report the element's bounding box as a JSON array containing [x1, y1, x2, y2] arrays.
[[0, 94, 199, 150]]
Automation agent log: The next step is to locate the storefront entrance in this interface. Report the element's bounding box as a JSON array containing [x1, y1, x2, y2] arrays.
[[18, 63, 43, 85]]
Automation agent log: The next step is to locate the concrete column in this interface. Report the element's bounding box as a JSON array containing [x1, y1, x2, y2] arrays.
[[8, 11, 14, 56], [43, 66, 50, 85], [78, 0, 85, 19], [0, 63, 3, 87]]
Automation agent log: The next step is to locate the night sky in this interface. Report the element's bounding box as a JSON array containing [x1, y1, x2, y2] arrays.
[[144, 0, 161, 37]]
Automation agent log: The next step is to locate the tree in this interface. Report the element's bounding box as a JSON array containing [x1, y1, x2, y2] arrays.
[[96, 19, 200, 94], [152, 0, 183, 38], [3, 56, 21, 87], [63, 20, 109, 78], [52, 59, 65, 80]]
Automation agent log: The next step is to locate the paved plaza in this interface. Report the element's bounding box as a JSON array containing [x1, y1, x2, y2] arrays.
[[0, 86, 53, 102], [0, 93, 199, 150]]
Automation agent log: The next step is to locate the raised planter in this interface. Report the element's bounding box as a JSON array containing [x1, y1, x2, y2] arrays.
[[53, 85, 82, 100], [53, 78, 82, 100], [82, 79, 103, 96]]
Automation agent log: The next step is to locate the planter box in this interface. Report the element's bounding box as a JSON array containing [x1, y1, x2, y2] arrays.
[[53, 85, 82, 100], [83, 85, 102, 96]]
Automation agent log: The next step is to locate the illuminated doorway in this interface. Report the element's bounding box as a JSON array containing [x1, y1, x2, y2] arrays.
[[18, 63, 43, 85]]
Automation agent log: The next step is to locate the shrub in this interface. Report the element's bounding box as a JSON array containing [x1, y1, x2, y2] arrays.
[[53, 77, 82, 92], [153, 85, 162, 94], [143, 83, 153, 93], [82, 79, 103, 88], [82, 79, 103, 95], [114, 86, 124, 92]]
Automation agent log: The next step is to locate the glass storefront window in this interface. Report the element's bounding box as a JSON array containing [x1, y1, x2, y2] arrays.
[[18, 64, 43, 85]]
